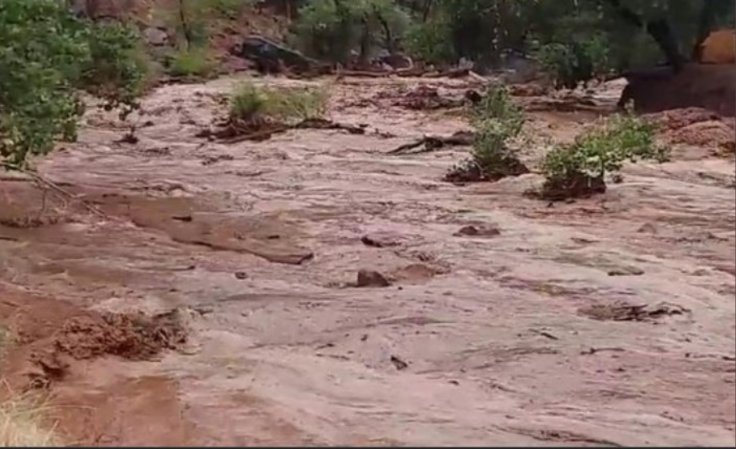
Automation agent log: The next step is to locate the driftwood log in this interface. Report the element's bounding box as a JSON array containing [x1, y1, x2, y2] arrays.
[[204, 118, 367, 144], [387, 131, 475, 155]]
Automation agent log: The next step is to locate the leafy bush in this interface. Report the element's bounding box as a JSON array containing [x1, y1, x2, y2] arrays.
[[81, 22, 148, 117], [446, 87, 528, 183], [531, 33, 613, 89], [230, 83, 329, 123], [404, 16, 456, 66], [0, 0, 145, 169], [539, 110, 669, 200], [157, 0, 252, 49], [208, 0, 252, 18], [291, 0, 411, 64], [470, 86, 525, 133], [167, 46, 216, 78], [230, 83, 267, 122]]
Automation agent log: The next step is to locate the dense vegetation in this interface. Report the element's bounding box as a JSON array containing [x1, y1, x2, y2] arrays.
[[0, 0, 146, 169], [1, 0, 729, 171], [290, 0, 735, 84]]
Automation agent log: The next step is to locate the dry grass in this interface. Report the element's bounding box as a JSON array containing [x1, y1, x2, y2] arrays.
[[0, 329, 60, 447], [0, 394, 60, 447]]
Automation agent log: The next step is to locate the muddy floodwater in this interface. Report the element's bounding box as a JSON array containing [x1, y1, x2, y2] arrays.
[[0, 75, 734, 446]]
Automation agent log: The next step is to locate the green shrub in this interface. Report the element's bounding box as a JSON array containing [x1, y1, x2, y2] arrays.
[[470, 86, 524, 133], [404, 17, 455, 66], [167, 46, 216, 78], [469, 119, 528, 180], [207, 0, 252, 18], [230, 83, 329, 123], [230, 83, 267, 121], [290, 0, 411, 64], [539, 110, 669, 200], [446, 87, 528, 183], [531, 34, 612, 89], [265, 87, 329, 121], [81, 22, 147, 117], [0, 0, 145, 169]]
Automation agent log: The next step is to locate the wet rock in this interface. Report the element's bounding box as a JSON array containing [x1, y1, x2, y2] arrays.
[[390, 355, 409, 370], [607, 266, 645, 276], [356, 270, 391, 287], [453, 225, 501, 237], [391, 263, 443, 283], [361, 232, 403, 248], [637, 222, 658, 234]]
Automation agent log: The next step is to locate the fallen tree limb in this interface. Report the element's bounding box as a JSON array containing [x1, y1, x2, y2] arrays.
[[0, 162, 109, 219], [337, 67, 472, 79], [387, 131, 475, 155], [212, 118, 367, 144]]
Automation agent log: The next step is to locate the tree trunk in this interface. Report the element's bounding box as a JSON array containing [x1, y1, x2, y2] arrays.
[[604, 0, 686, 71], [646, 19, 686, 71], [358, 17, 371, 67], [377, 14, 394, 54], [421, 0, 433, 22], [178, 0, 193, 49]]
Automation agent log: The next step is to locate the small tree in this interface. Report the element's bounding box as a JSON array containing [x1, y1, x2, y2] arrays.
[[538, 109, 669, 200], [0, 0, 145, 169], [445, 87, 529, 183]]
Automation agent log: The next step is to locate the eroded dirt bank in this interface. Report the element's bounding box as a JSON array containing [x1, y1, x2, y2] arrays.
[[0, 74, 734, 446]]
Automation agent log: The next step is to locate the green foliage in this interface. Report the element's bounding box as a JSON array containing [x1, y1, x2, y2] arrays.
[[291, 0, 412, 63], [80, 22, 147, 117], [399, 0, 734, 78], [207, 0, 253, 18], [160, 0, 252, 48], [531, 34, 613, 88], [404, 17, 455, 66], [167, 46, 216, 78], [469, 118, 529, 181], [446, 87, 528, 183], [230, 83, 329, 123], [0, 0, 144, 169], [470, 86, 524, 133], [230, 83, 267, 121], [540, 109, 669, 199]]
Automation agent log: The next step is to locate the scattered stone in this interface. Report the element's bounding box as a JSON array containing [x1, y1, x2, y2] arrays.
[[607, 266, 645, 276], [201, 154, 234, 166], [118, 132, 139, 144], [234, 271, 248, 280], [453, 225, 501, 237], [357, 270, 391, 287], [391, 263, 443, 283], [390, 355, 409, 370], [637, 222, 658, 234], [143, 27, 169, 46], [361, 232, 403, 248]]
